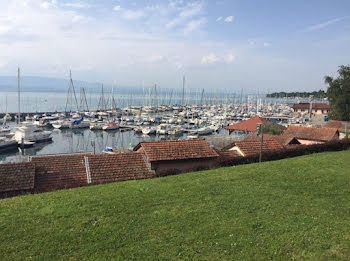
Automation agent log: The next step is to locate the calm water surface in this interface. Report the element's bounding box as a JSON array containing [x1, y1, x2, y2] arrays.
[[0, 122, 232, 163]]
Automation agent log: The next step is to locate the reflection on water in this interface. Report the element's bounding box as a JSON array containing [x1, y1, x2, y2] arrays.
[[1, 124, 231, 162]]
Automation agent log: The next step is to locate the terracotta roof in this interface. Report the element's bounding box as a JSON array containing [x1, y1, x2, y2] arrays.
[[226, 116, 286, 133], [283, 126, 339, 142], [217, 150, 241, 159], [134, 139, 219, 162], [272, 135, 301, 146], [233, 140, 285, 156], [325, 120, 350, 134], [31, 153, 90, 192], [226, 116, 270, 132], [292, 103, 330, 110], [243, 133, 300, 146], [0, 162, 35, 192], [87, 153, 155, 184]]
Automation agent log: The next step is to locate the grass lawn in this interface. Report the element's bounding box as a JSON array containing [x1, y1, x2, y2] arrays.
[[1, 151, 350, 260]]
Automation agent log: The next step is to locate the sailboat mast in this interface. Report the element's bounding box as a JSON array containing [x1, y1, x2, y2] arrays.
[[17, 67, 20, 124], [182, 75, 185, 106], [70, 70, 79, 112]]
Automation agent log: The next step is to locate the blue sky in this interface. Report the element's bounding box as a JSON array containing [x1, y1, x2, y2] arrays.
[[1, 0, 350, 92]]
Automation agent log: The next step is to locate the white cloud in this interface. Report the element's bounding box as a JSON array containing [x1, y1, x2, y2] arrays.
[[122, 9, 144, 20], [224, 16, 234, 23], [113, 5, 121, 11], [149, 55, 165, 62], [0, 0, 244, 88], [183, 18, 206, 34], [72, 15, 87, 23], [304, 16, 349, 32], [41, 0, 57, 9], [166, 2, 204, 29], [0, 25, 11, 36], [201, 53, 219, 65], [65, 2, 91, 9], [216, 16, 222, 22], [263, 42, 271, 47], [113, 5, 144, 20], [226, 53, 235, 63], [248, 39, 255, 46]]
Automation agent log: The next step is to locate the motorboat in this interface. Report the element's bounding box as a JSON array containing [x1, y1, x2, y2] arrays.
[[90, 121, 104, 130], [52, 120, 70, 129], [168, 127, 183, 136], [156, 124, 170, 135], [103, 147, 119, 154], [133, 127, 143, 134], [186, 135, 199, 139], [14, 123, 52, 143], [0, 137, 18, 152], [102, 122, 119, 131], [142, 127, 156, 135], [34, 116, 57, 127], [197, 127, 213, 136], [0, 126, 11, 136]]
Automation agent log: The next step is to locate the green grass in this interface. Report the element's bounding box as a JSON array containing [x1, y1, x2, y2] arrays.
[[1, 151, 350, 260]]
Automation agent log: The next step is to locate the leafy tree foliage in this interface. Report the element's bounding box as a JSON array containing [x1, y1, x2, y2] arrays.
[[262, 123, 282, 135], [266, 90, 326, 99], [325, 65, 350, 121]]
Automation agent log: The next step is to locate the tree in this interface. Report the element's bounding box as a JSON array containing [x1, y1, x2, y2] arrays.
[[324, 65, 350, 121], [262, 123, 282, 135]]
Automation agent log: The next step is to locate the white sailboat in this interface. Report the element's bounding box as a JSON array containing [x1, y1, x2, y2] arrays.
[[14, 68, 52, 144], [0, 117, 11, 135]]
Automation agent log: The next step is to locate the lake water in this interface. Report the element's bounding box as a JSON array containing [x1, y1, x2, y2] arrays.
[[0, 91, 314, 113], [0, 122, 233, 163]]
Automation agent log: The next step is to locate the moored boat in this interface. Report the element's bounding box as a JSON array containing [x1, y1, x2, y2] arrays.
[[14, 123, 52, 143]]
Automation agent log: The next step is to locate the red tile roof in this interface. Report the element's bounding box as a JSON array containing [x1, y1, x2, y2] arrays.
[[233, 140, 285, 156], [134, 139, 219, 162], [226, 116, 286, 133], [292, 103, 330, 110], [283, 126, 339, 142], [217, 150, 241, 159], [243, 133, 300, 146], [325, 120, 350, 134], [31, 153, 89, 192], [87, 153, 155, 184], [0, 162, 35, 192]]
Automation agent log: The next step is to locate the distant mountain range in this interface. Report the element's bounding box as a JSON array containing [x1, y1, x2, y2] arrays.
[[0, 76, 142, 94]]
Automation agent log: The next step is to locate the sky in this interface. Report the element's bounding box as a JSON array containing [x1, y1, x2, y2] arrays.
[[0, 0, 350, 93]]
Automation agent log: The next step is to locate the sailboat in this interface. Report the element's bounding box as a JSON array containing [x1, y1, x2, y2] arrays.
[[69, 117, 90, 129], [0, 97, 11, 135], [0, 116, 11, 135], [102, 122, 119, 131], [13, 68, 52, 144]]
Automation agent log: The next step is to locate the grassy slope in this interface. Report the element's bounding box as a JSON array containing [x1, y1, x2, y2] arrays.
[[1, 151, 350, 260]]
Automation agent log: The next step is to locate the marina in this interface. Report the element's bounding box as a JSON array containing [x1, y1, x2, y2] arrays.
[[0, 70, 329, 163], [0, 98, 319, 163]]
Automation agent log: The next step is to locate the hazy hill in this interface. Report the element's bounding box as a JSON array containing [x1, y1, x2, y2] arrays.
[[0, 76, 142, 94]]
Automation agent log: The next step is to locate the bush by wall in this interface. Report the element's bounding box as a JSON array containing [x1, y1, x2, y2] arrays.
[[216, 140, 350, 167]]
